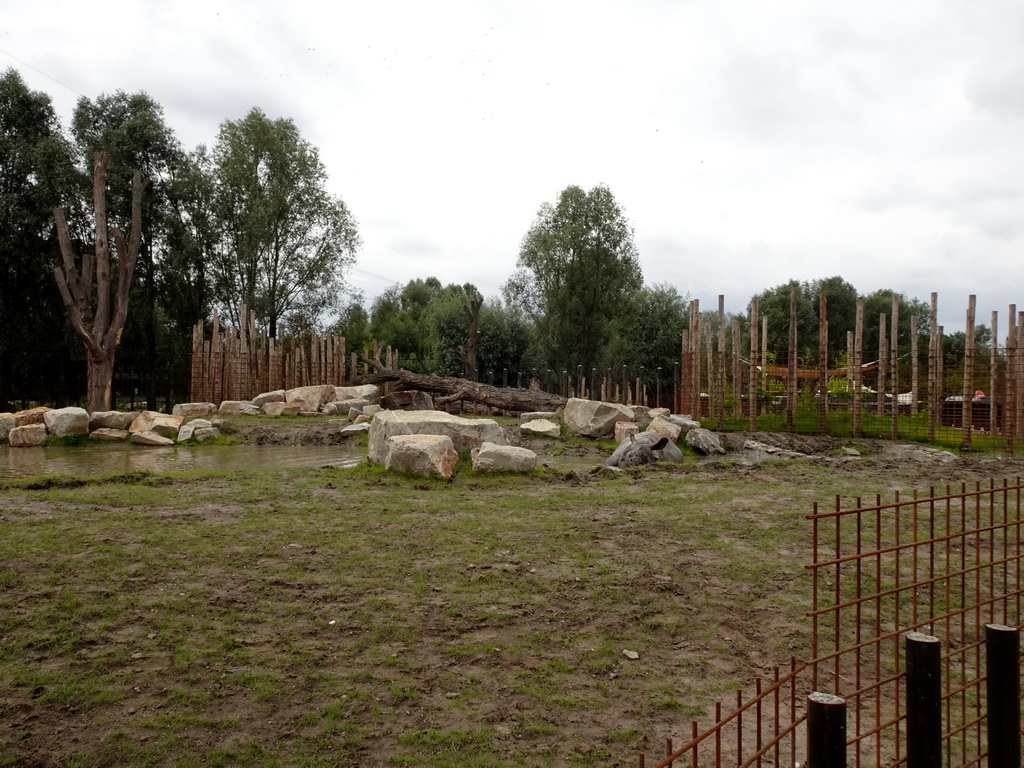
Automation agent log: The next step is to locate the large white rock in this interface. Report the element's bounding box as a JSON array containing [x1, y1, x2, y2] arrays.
[[368, 410, 509, 463], [472, 442, 537, 473], [43, 407, 90, 437], [647, 416, 682, 441], [130, 411, 184, 437], [0, 412, 15, 442], [520, 418, 561, 438], [262, 401, 301, 417], [218, 400, 260, 415], [285, 385, 336, 411], [685, 428, 726, 455], [172, 402, 217, 418], [193, 427, 221, 443], [614, 421, 640, 442], [336, 385, 379, 402], [252, 390, 285, 407], [89, 410, 137, 430], [8, 423, 47, 447], [562, 398, 634, 438], [383, 434, 458, 479]]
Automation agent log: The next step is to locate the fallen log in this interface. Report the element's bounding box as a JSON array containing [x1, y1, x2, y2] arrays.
[[353, 369, 567, 413]]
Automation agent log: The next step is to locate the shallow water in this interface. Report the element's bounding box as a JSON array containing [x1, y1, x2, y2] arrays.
[[0, 443, 366, 478], [0, 443, 604, 479]]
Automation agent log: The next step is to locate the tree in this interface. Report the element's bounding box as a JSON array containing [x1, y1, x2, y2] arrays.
[[209, 108, 360, 337], [0, 69, 81, 409], [53, 152, 145, 413], [608, 283, 688, 372], [508, 184, 642, 370], [72, 90, 183, 408]]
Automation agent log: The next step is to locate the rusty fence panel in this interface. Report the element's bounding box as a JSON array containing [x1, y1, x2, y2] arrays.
[[641, 478, 1023, 768]]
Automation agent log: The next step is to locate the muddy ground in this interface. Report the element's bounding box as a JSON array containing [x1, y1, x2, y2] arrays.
[[2, 422, 1021, 767]]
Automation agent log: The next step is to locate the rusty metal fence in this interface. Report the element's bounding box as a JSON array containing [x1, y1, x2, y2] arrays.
[[640, 478, 1024, 768]]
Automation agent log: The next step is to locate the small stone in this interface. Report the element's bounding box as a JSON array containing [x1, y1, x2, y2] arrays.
[[622, 649, 639, 660]]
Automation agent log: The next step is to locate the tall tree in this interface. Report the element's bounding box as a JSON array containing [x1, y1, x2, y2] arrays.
[[0, 69, 81, 409], [72, 90, 182, 408], [608, 282, 689, 372], [508, 184, 642, 370], [53, 152, 145, 413], [209, 108, 360, 336]]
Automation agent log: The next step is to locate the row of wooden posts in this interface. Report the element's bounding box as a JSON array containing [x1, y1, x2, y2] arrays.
[[188, 306, 397, 405], [678, 292, 1024, 448]]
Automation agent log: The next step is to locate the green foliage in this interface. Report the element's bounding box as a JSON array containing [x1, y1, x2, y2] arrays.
[[509, 184, 643, 370], [608, 282, 688, 373], [208, 107, 361, 337]]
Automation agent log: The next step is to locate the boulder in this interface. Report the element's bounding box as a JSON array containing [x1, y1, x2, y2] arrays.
[[43, 407, 90, 437], [472, 442, 537, 473], [131, 430, 175, 446], [172, 402, 217, 418], [336, 385, 380, 403], [0, 412, 15, 442], [193, 427, 221, 443], [368, 410, 508, 463], [90, 428, 128, 442], [13, 406, 51, 427], [520, 411, 556, 424], [648, 416, 682, 441], [286, 384, 336, 411], [380, 390, 435, 411], [383, 434, 458, 479], [614, 421, 640, 442], [664, 414, 701, 434], [520, 418, 561, 438], [320, 403, 338, 415], [338, 422, 371, 436], [647, 407, 670, 418], [130, 411, 184, 437], [363, 404, 382, 417], [8, 423, 47, 447], [218, 400, 261, 415], [627, 405, 651, 421], [685, 428, 726, 455], [562, 398, 633, 438], [252, 390, 285, 407], [89, 410, 137, 430], [177, 423, 195, 442], [262, 401, 302, 417]]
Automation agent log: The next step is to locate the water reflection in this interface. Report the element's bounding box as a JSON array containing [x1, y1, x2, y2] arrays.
[[0, 443, 366, 479]]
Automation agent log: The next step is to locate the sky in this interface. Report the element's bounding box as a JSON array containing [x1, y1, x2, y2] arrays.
[[4, 0, 1024, 334]]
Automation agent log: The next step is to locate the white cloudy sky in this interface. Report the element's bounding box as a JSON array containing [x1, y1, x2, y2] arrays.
[[5, 0, 1024, 332]]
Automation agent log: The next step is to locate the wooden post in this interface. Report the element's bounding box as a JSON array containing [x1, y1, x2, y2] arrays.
[[749, 297, 759, 430], [990, 311, 998, 433], [928, 293, 938, 441], [1016, 311, 1023, 441], [731, 317, 742, 416], [692, 301, 701, 417], [890, 294, 900, 440], [854, 298, 864, 438], [910, 314, 919, 416], [877, 314, 887, 420], [962, 294, 976, 450], [819, 291, 828, 435], [717, 295, 726, 427], [1008, 307, 1018, 447], [787, 288, 797, 432]]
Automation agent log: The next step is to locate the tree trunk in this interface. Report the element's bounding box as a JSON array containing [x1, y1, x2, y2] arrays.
[[87, 352, 115, 413], [354, 369, 567, 413]]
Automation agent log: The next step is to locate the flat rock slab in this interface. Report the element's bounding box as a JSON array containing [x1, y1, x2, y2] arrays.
[[472, 442, 537, 473], [172, 402, 217, 418], [262, 402, 302, 417], [89, 411, 138, 430], [368, 410, 508, 463], [13, 407, 50, 427], [521, 419, 561, 438], [90, 428, 129, 442], [130, 411, 184, 437], [131, 430, 175, 446]]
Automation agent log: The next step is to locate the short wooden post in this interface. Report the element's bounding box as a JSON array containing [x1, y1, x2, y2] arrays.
[[905, 632, 943, 768], [985, 624, 1021, 768], [807, 692, 847, 768]]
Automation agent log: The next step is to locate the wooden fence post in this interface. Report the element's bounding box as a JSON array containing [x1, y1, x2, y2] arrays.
[[904, 632, 943, 768], [819, 291, 827, 435], [985, 624, 1021, 768], [854, 298, 864, 438], [787, 288, 797, 432], [963, 295, 976, 450], [929, 294, 938, 441], [807, 692, 847, 768], [890, 294, 900, 439], [749, 297, 759, 430]]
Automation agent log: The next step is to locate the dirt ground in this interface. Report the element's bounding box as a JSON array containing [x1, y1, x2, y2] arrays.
[[2, 423, 1022, 767]]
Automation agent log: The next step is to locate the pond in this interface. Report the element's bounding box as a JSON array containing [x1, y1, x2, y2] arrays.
[[0, 443, 367, 479], [0, 443, 604, 479]]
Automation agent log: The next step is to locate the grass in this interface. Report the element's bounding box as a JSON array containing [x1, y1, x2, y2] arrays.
[[0, 449, 1003, 766]]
